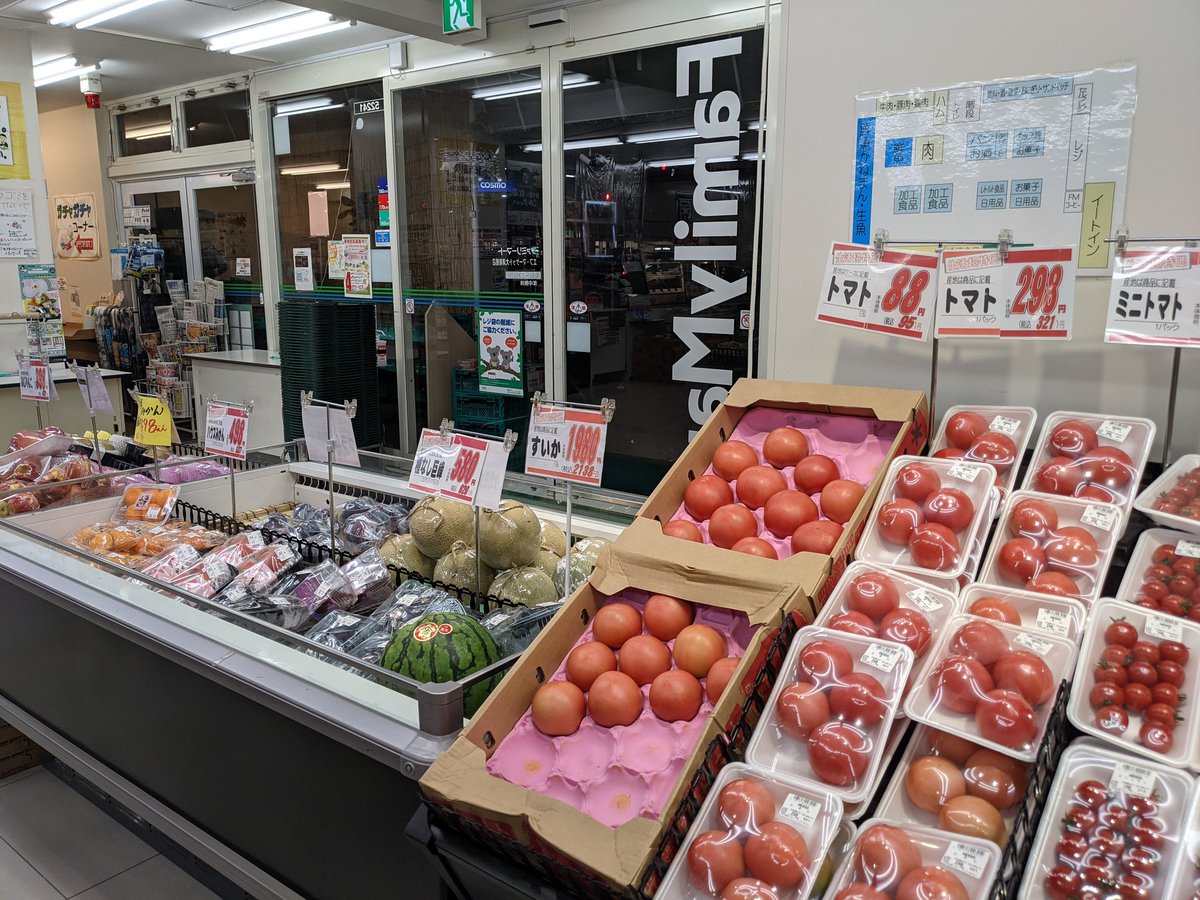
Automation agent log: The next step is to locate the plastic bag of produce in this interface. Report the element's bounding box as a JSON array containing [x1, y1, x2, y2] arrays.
[[170, 557, 236, 599], [223, 542, 299, 595], [157, 456, 231, 484], [140, 543, 202, 580], [287, 560, 357, 614], [305, 611, 365, 652], [111, 484, 179, 525], [481, 603, 562, 656], [340, 547, 393, 610], [371, 583, 465, 634], [219, 593, 310, 631], [335, 496, 378, 524], [340, 622, 397, 667], [258, 513, 294, 537], [338, 505, 395, 555], [207, 531, 267, 568]]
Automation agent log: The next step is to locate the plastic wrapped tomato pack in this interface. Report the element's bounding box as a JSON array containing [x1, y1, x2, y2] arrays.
[[1135, 453, 1200, 535], [904, 613, 1077, 762], [978, 491, 1123, 608], [958, 582, 1088, 642], [928, 405, 1038, 505], [856, 456, 997, 580], [1022, 411, 1155, 514], [746, 628, 913, 804], [1017, 739, 1191, 900], [222, 542, 299, 596], [874, 724, 1033, 849], [814, 562, 957, 698], [825, 819, 999, 900], [1067, 597, 1200, 767], [656, 762, 843, 900], [1163, 778, 1200, 900], [1114, 527, 1200, 619]]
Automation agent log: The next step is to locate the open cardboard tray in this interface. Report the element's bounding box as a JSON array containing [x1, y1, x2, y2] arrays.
[[419, 543, 811, 896], [619, 380, 929, 621]]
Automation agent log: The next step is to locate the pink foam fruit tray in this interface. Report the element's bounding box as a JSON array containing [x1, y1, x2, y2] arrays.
[[667, 407, 901, 561], [486, 590, 757, 829]]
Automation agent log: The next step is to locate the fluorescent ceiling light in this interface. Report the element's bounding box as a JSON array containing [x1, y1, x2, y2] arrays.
[[47, 0, 160, 26], [74, 0, 164, 28], [626, 127, 699, 144], [33, 56, 80, 77], [206, 11, 352, 55], [648, 156, 738, 167], [471, 72, 595, 101], [280, 163, 345, 176], [126, 124, 172, 140], [33, 59, 99, 87], [315, 182, 351, 190], [522, 136, 622, 153], [274, 97, 344, 118]]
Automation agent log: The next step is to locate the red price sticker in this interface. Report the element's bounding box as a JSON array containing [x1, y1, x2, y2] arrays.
[[411, 428, 511, 509], [18, 359, 53, 402], [204, 402, 250, 461], [815, 242, 936, 342], [997, 247, 1076, 339], [524, 405, 608, 486]]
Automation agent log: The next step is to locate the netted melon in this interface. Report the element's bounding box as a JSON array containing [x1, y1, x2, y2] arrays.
[[434, 541, 495, 595], [553, 536, 611, 596], [409, 496, 474, 559], [378, 534, 435, 580], [539, 520, 567, 558], [478, 500, 541, 570], [529, 548, 561, 584], [490, 567, 558, 607]]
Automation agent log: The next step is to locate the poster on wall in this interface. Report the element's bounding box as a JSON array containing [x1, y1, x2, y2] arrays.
[[0, 83, 30, 179], [292, 248, 313, 291], [0, 188, 37, 257], [342, 234, 372, 299], [477, 309, 523, 396], [851, 65, 1135, 273], [18, 264, 66, 359], [1105, 247, 1200, 348], [328, 239, 345, 277], [53, 193, 100, 259]]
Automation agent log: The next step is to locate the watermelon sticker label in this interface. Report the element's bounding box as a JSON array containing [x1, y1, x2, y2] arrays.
[[438, 623, 453, 635], [413, 622, 442, 642]]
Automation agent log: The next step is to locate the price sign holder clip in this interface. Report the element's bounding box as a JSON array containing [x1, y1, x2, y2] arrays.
[[71, 362, 115, 461], [204, 394, 254, 520], [528, 392, 617, 597], [300, 391, 358, 550]]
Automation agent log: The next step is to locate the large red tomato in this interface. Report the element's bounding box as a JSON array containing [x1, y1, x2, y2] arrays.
[[736, 466, 789, 510], [829, 671, 888, 726], [1034, 456, 1085, 495], [896, 463, 941, 503], [797, 640, 855, 683], [828, 612, 879, 638], [732, 536, 779, 559], [722, 879, 781, 900], [688, 830, 746, 895], [997, 537, 1046, 583], [713, 441, 760, 481], [1044, 534, 1099, 575], [807, 721, 870, 786], [908, 523, 961, 570], [822, 479, 866, 525], [1049, 420, 1099, 458], [531, 682, 586, 736], [895, 866, 969, 900], [1078, 446, 1134, 489], [719, 779, 775, 830], [878, 499, 924, 546], [833, 885, 889, 900], [663, 519, 703, 542], [777, 681, 831, 739], [932, 448, 966, 461], [967, 596, 1021, 625], [847, 571, 901, 620], [967, 432, 1017, 472], [1025, 570, 1080, 598], [709, 504, 759, 549], [855, 824, 922, 892], [945, 411, 989, 450], [1055, 525, 1099, 549], [1007, 498, 1059, 538], [685, 475, 734, 520], [566, 641, 617, 690], [649, 669, 703, 722], [792, 520, 844, 554], [794, 455, 840, 494], [643, 595, 694, 641], [878, 608, 932, 657], [674, 624, 728, 677], [948, 621, 1009, 665], [762, 427, 809, 469], [923, 488, 976, 532], [992, 650, 1054, 706], [931, 656, 995, 713], [618, 635, 672, 686], [763, 490, 818, 537], [587, 671, 644, 727], [744, 821, 811, 890], [975, 689, 1037, 749], [592, 603, 643, 648]]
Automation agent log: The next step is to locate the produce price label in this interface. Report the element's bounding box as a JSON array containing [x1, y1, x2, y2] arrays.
[[942, 841, 990, 880], [816, 242, 937, 342], [947, 461, 982, 482], [18, 358, 52, 402], [907, 588, 944, 612], [1014, 633, 1054, 655], [1177, 540, 1200, 560], [1081, 504, 1120, 532], [133, 395, 173, 447], [1145, 614, 1183, 643], [1109, 762, 1156, 798], [204, 402, 250, 461], [1035, 607, 1071, 636], [779, 794, 820, 828], [937, 250, 1003, 338], [524, 405, 608, 487], [989, 415, 1021, 436], [1105, 247, 1200, 348], [861, 642, 904, 673], [998, 247, 1077, 339], [1097, 420, 1133, 442], [411, 428, 510, 510], [73, 365, 113, 414], [300, 405, 360, 467]]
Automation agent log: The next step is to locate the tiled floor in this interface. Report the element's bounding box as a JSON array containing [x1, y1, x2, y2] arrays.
[[0, 767, 219, 899]]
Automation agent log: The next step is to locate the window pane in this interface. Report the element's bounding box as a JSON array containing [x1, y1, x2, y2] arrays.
[[116, 106, 172, 156], [561, 31, 764, 494], [184, 90, 251, 148], [127, 190, 186, 281], [195, 183, 264, 349]]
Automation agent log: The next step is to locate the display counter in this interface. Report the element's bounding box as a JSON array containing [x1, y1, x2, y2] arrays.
[[0, 364, 125, 435], [186, 350, 284, 446]]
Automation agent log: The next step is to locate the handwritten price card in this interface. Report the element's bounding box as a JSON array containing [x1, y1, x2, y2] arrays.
[[204, 403, 250, 460], [134, 395, 174, 447], [996, 247, 1076, 339], [524, 405, 609, 487], [816, 242, 937, 342], [410, 428, 510, 510], [1105, 247, 1200, 348]]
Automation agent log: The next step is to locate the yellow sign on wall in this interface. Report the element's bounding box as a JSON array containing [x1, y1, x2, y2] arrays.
[[0, 81, 30, 181]]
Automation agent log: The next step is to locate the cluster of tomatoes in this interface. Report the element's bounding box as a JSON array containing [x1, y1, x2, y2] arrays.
[[1151, 465, 1200, 520], [993, 497, 1102, 600], [930, 620, 1056, 752], [825, 571, 932, 660], [1043, 780, 1167, 900], [875, 461, 979, 572], [1090, 618, 1188, 755], [531, 596, 741, 737], [686, 778, 814, 899], [669, 426, 867, 559], [931, 410, 1019, 488], [1130, 543, 1200, 619], [833, 823, 971, 900], [774, 639, 896, 789], [1032, 419, 1138, 506]]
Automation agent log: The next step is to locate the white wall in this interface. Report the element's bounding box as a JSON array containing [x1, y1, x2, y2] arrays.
[[766, 0, 1200, 460], [0, 30, 54, 317]]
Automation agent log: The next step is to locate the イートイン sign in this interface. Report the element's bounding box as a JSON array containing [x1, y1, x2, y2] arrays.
[[524, 405, 609, 487]]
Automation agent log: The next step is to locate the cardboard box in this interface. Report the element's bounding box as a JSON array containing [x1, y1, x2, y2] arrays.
[[621, 379, 929, 619], [419, 546, 804, 895]]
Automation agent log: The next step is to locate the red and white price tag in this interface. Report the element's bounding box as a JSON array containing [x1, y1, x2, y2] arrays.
[[937, 250, 1004, 337], [524, 405, 608, 487], [1104, 247, 1200, 348], [410, 428, 511, 510], [204, 402, 250, 461], [996, 247, 1076, 339], [815, 242, 937, 342], [18, 359, 54, 402]]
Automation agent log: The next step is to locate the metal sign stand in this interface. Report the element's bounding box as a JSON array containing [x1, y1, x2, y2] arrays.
[[70, 362, 102, 461], [529, 392, 616, 597], [203, 394, 254, 521], [300, 392, 358, 553]]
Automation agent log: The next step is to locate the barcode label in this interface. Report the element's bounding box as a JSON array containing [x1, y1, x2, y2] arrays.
[[1097, 420, 1134, 442], [989, 415, 1021, 436], [1014, 632, 1054, 655], [779, 793, 821, 827], [942, 841, 990, 879], [1177, 540, 1200, 560], [1081, 505, 1119, 532], [1145, 614, 1183, 642], [908, 588, 944, 612], [948, 462, 982, 482], [861, 642, 904, 673], [1109, 761, 1156, 798], [1035, 608, 1071, 636]]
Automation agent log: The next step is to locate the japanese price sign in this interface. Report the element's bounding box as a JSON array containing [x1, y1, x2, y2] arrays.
[[204, 402, 250, 461], [1105, 247, 1200, 348], [133, 395, 174, 447], [410, 428, 511, 510], [816, 242, 938, 342], [301, 404, 360, 467], [17, 358, 53, 402], [996, 247, 1076, 339], [937, 249, 1003, 337], [524, 404, 609, 487], [72, 365, 112, 414]]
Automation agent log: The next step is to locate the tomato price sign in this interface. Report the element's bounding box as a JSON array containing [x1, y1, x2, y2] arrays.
[[410, 428, 510, 509], [524, 405, 609, 487], [816, 242, 937, 342], [18, 358, 53, 402], [204, 402, 250, 461], [996, 247, 1076, 339], [937, 250, 1003, 337], [1105, 247, 1200, 348]]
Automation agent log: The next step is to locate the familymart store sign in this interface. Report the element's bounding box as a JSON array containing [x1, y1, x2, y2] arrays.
[[443, 0, 480, 33]]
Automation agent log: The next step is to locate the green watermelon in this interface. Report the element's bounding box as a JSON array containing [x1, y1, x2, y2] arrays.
[[381, 612, 504, 717]]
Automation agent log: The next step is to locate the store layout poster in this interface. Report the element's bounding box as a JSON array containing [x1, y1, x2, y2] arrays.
[[477, 309, 524, 396]]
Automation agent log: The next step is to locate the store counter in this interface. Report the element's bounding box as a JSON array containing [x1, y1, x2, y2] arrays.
[[0, 364, 125, 435], [186, 350, 284, 446]]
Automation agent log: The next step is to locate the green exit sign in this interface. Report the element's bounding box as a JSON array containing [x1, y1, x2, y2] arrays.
[[443, 0, 479, 33]]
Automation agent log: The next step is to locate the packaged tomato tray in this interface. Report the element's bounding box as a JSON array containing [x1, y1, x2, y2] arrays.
[[958, 582, 1087, 641], [1115, 528, 1200, 619], [874, 723, 1033, 850], [825, 819, 999, 900], [1134, 453, 1200, 535], [656, 762, 843, 900], [814, 562, 957, 696], [977, 490, 1124, 608], [856, 455, 997, 581], [928, 405, 1038, 503], [1163, 777, 1200, 899], [1017, 738, 1192, 900], [903, 612, 1077, 762], [1068, 598, 1200, 768], [1021, 411, 1156, 514], [746, 627, 914, 805]]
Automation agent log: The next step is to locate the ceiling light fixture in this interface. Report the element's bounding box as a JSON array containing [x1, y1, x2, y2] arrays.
[[626, 127, 699, 145], [126, 123, 173, 140], [315, 182, 351, 190], [273, 97, 344, 118], [205, 11, 353, 55], [47, 0, 160, 26], [33, 58, 100, 86], [280, 163, 345, 176], [74, 0, 165, 29], [471, 72, 596, 101], [522, 136, 623, 153]]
